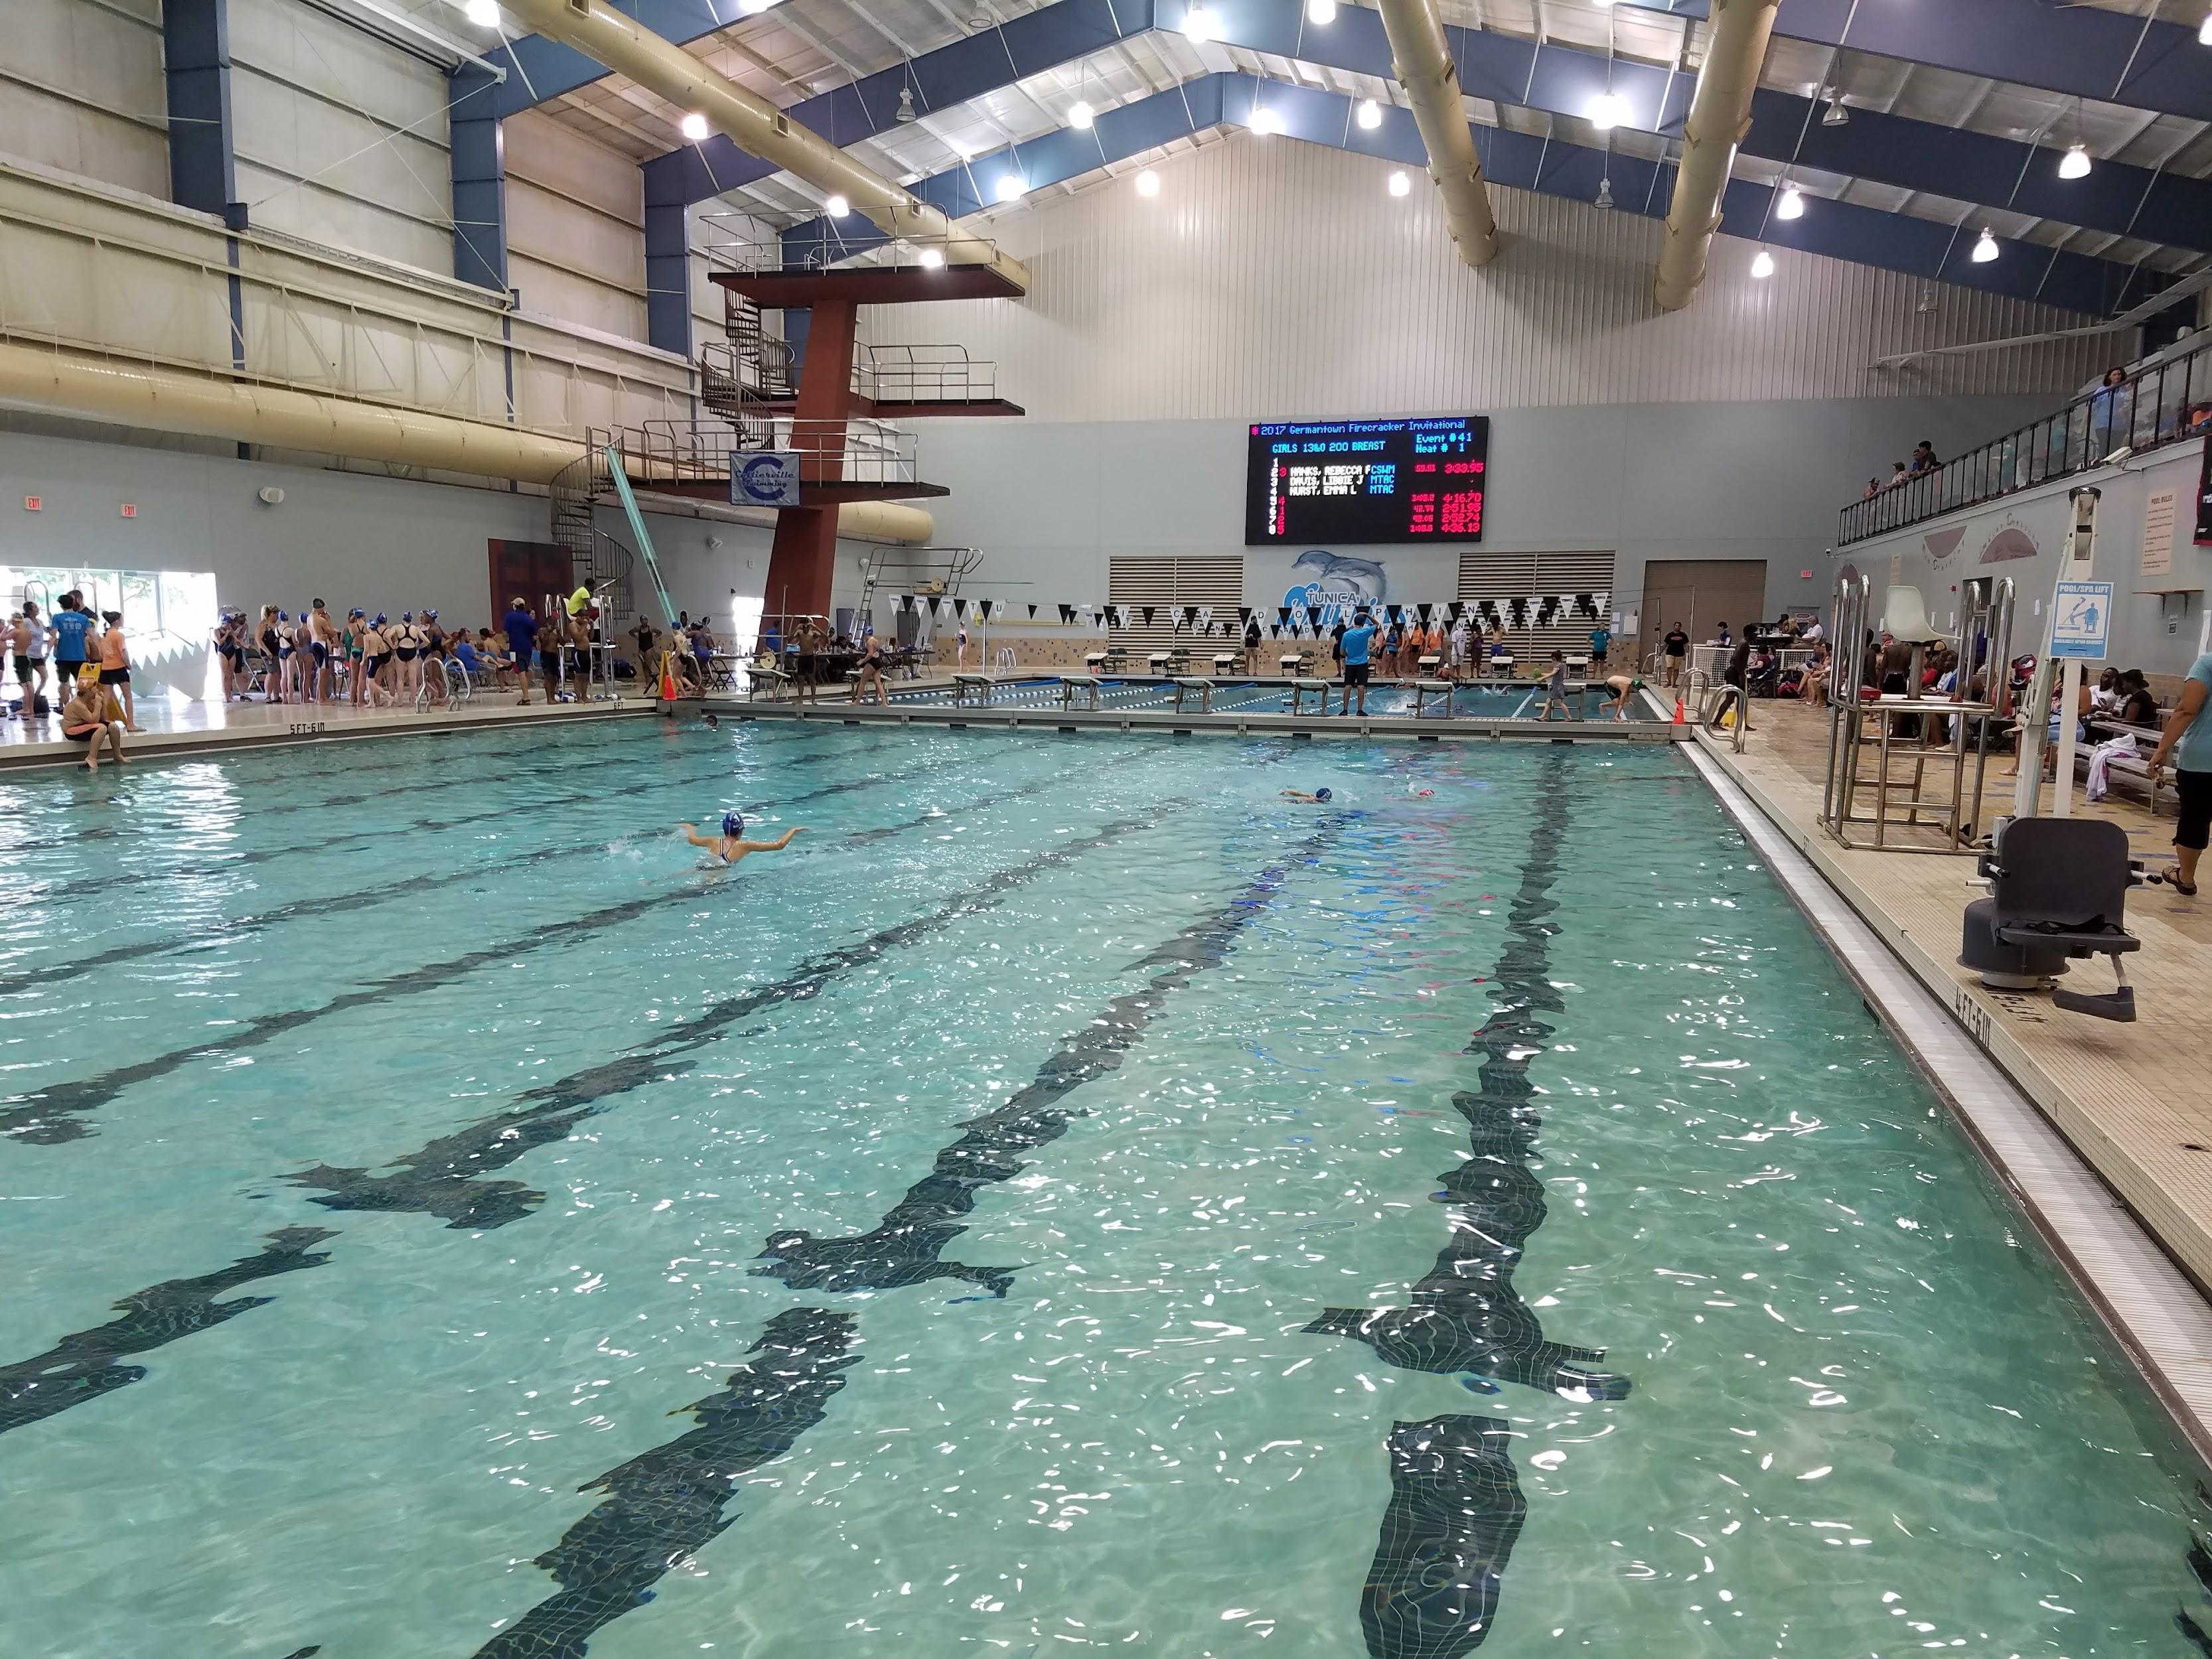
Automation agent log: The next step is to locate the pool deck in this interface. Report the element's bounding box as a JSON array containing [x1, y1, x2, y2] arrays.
[[1694, 702, 2212, 1456], [0, 689, 657, 770]]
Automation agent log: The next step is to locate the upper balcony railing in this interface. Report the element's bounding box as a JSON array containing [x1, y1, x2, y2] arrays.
[[1838, 332, 2212, 545]]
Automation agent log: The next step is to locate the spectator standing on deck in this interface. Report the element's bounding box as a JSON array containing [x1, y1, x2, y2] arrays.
[[1588, 619, 1611, 672], [98, 611, 144, 731], [1541, 652, 1573, 721], [51, 593, 94, 698], [503, 597, 540, 706], [1660, 622, 1688, 686], [1336, 609, 1377, 717], [1243, 613, 1262, 675], [2149, 650, 2212, 897]]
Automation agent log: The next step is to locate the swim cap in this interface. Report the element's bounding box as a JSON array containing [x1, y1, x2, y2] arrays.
[[402, 611, 413, 622], [374, 614, 387, 626], [721, 811, 744, 837], [1315, 787, 1333, 802], [349, 608, 364, 618], [424, 609, 437, 620], [276, 610, 288, 621]]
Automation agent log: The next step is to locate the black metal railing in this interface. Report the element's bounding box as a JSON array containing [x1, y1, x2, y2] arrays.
[[1839, 332, 2212, 545]]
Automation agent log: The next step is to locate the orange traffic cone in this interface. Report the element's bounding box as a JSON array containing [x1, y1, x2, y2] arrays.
[[1672, 694, 1686, 724], [660, 654, 678, 701]]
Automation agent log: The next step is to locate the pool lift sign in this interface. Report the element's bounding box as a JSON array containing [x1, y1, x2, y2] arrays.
[[2014, 486, 2109, 820]]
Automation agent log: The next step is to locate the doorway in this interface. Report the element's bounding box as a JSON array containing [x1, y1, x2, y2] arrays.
[[1637, 559, 1769, 668], [488, 539, 573, 624]]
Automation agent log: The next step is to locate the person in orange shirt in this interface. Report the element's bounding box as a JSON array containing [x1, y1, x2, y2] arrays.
[[98, 611, 145, 732]]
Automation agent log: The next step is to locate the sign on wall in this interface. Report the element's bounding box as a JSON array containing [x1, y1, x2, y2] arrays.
[[2142, 487, 2177, 579], [731, 451, 801, 508], [2197, 441, 2212, 546]]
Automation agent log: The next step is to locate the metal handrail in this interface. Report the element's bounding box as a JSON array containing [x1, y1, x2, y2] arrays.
[[608, 419, 921, 487], [1839, 332, 2212, 545]]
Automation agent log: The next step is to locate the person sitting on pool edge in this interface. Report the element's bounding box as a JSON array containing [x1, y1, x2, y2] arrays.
[[1337, 610, 1377, 716], [61, 665, 128, 770], [678, 811, 805, 867], [1281, 787, 1333, 803]]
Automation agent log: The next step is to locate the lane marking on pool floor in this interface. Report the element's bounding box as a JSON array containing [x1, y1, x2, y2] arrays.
[[1681, 739, 2212, 1467], [463, 822, 1342, 1659], [0, 772, 1155, 1437]]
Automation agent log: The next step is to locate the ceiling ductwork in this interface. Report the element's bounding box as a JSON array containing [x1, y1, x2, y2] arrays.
[[0, 340, 934, 544], [1654, 0, 1781, 311], [1373, 0, 1499, 266], [498, 0, 1029, 291]]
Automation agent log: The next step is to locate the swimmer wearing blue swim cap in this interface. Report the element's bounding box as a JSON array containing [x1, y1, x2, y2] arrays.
[[1281, 786, 1333, 803], [679, 811, 806, 868]]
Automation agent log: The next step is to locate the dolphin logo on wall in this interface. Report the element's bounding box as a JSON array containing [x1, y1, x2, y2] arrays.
[[1287, 550, 1390, 628]]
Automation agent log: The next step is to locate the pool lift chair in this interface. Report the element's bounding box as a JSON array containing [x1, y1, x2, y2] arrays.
[[1958, 816, 2142, 1022]]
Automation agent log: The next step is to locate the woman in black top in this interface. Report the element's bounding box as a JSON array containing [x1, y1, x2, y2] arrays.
[[2117, 670, 2160, 729]]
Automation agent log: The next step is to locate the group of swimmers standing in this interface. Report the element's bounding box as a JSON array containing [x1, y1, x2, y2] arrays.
[[216, 603, 469, 708], [6, 593, 143, 733]]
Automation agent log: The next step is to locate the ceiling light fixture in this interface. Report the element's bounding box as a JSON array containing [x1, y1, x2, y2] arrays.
[[1751, 249, 1775, 279], [1776, 183, 1804, 220], [1821, 92, 1848, 126], [2059, 141, 2091, 179], [897, 87, 917, 123], [1594, 176, 1614, 210], [2201, 5, 2211, 44], [1971, 227, 2000, 263], [995, 172, 1027, 202], [824, 193, 850, 218], [1357, 97, 1382, 130], [463, 0, 500, 25], [1069, 100, 1094, 130], [1587, 92, 1630, 131], [1388, 170, 1411, 197], [1181, 5, 1217, 44], [737, 0, 777, 13], [1307, 0, 1337, 21], [918, 246, 946, 269], [968, 0, 993, 30], [1135, 169, 1161, 196], [679, 111, 710, 142], [1248, 103, 1284, 135]]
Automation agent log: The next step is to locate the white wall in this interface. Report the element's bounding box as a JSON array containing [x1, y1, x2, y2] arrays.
[[862, 396, 2069, 650], [869, 137, 2110, 421], [1834, 438, 2212, 685], [229, 0, 453, 275], [0, 427, 775, 633], [505, 108, 647, 344], [0, 0, 167, 200]]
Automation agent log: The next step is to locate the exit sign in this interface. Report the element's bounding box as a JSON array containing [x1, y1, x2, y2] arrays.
[[120, 503, 137, 518], [22, 495, 40, 512]]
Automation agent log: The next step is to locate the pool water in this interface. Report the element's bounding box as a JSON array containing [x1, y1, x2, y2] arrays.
[[0, 718, 2201, 1658]]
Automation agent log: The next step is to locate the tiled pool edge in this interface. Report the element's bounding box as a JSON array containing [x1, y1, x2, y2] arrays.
[[0, 700, 660, 772], [1681, 737, 2212, 1472], [702, 697, 1690, 743]]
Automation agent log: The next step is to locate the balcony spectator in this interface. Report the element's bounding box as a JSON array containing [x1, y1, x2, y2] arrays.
[[2188, 402, 2212, 434], [1862, 477, 1882, 500], [1883, 461, 1909, 490], [2089, 366, 2131, 461], [1909, 441, 1940, 475]]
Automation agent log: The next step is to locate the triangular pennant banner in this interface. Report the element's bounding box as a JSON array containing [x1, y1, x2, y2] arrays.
[[1141, 605, 1156, 626], [952, 597, 969, 620], [1306, 606, 1322, 630], [1277, 607, 1291, 627], [1028, 603, 1039, 619], [899, 594, 915, 613], [927, 596, 943, 617], [1238, 607, 1253, 622]]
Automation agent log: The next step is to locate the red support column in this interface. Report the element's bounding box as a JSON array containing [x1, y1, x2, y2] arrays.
[[762, 297, 857, 624]]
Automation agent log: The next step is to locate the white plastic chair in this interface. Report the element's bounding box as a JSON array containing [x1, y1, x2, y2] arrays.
[[1882, 585, 1944, 645]]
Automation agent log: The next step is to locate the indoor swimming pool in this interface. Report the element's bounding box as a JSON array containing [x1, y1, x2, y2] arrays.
[[1, 718, 2201, 1658]]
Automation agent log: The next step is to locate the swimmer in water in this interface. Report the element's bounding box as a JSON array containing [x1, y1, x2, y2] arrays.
[[1281, 787, 1333, 804], [678, 811, 805, 867], [1602, 674, 1647, 721]]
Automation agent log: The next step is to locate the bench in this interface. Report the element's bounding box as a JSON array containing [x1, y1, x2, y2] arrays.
[[1059, 673, 1102, 710], [1288, 677, 1332, 716], [1412, 678, 1457, 717], [1172, 677, 1215, 713], [747, 664, 792, 701], [2079, 716, 2169, 812], [951, 672, 997, 707]]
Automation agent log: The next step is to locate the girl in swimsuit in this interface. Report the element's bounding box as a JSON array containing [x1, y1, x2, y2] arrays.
[[62, 668, 127, 768], [392, 612, 423, 703], [213, 614, 244, 703], [344, 609, 367, 705], [678, 812, 805, 869], [98, 612, 144, 731], [358, 616, 394, 707], [259, 607, 284, 703]]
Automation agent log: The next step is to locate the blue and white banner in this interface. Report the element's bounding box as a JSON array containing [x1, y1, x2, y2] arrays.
[[731, 451, 802, 508]]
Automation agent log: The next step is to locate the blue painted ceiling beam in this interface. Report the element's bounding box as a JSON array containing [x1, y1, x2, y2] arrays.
[[780, 72, 2167, 318], [1615, 0, 2212, 125], [451, 64, 508, 293], [162, 0, 242, 225], [641, 0, 1152, 215], [1190, 0, 2212, 257]]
